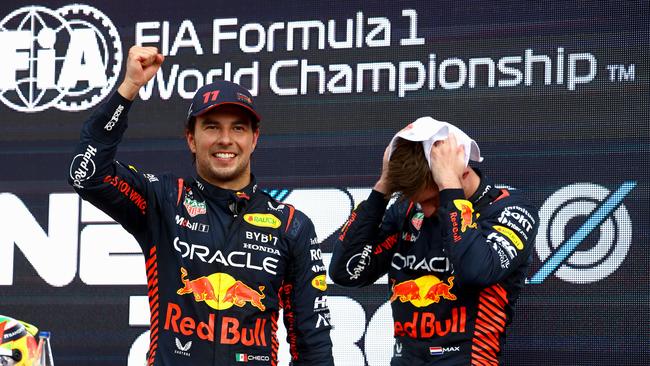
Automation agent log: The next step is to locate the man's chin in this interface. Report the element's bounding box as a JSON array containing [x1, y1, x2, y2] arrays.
[[210, 170, 238, 182], [206, 166, 247, 183]]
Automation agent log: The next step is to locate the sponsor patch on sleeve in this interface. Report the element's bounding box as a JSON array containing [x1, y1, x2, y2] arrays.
[[493, 225, 524, 250], [311, 274, 327, 291], [452, 199, 477, 232]]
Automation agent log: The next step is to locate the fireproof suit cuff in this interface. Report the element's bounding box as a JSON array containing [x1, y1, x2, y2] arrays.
[[366, 189, 390, 217]]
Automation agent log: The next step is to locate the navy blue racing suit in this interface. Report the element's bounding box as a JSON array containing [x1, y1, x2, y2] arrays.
[[68, 92, 334, 365], [330, 172, 539, 365]]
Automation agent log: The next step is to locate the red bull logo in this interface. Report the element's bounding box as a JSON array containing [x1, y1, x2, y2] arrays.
[[394, 307, 467, 338], [390, 280, 421, 303], [164, 302, 215, 342], [164, 302, 269, 346], [176, 267, 265, 311], [177, 267, 218, 302], [236, 93, 253, 105], [235, 191, 250, 200], [424, 276, 457, 303], [390, 276, 457, 307], [453, 200, 477, 232], [223, 281, 266, 311], [221, 317, 268, 347]]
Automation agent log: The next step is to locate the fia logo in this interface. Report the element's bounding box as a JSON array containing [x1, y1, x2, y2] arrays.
[[0, 4, 122, 112]]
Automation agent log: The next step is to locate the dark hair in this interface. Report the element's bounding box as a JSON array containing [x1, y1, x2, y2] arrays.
[[185, 116, 196, 134], [386, 139, 434, 199]]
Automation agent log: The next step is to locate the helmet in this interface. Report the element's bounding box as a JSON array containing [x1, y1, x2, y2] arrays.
[[0, 316, 39, 366]]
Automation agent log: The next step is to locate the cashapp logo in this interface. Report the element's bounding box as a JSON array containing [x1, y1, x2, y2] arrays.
[[0, 4, 122, 112], [530, 182, 635, 284]]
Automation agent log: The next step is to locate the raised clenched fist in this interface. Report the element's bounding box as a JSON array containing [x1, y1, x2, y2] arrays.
[[117, 46, 164, 100]]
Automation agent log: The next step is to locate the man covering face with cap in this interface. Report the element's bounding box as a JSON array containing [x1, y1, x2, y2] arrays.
[[329, 117, 539, 365], [68, 46, 334, 365]]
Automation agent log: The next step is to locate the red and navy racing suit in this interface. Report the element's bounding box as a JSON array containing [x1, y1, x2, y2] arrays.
[[68, 92, 334, 366], [330, 173, 539, 365]]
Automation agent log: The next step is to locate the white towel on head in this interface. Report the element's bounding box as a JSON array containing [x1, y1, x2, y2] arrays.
[[387, 116, 483, 167]]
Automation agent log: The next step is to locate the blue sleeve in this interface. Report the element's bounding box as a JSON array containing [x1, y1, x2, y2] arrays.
[[281, 209, 334, 365], [329, 190, 406, 287], [67, 92, 152, 245], [437, 189, 539, 286]]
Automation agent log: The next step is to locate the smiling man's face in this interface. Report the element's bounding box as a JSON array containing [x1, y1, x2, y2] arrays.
[[186, 104, 259, 190]]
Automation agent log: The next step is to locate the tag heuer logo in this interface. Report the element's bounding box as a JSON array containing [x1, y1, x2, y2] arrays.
[[184, 197, 206, 217], [411, 212, 424, 231]]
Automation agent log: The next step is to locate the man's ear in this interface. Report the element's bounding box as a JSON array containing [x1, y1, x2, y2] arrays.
[[185, 130, 196, 153], [251, 127, 260, 151]]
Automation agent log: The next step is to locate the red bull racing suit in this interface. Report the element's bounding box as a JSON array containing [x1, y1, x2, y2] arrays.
[[68, 92, 334, 365], [330, 173, 539, 365]]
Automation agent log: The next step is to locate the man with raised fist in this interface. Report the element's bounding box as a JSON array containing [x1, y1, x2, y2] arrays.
[[68, 46, 334, 366]]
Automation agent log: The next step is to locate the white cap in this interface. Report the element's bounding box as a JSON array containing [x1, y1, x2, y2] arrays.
[[387, 116, 483, 167]]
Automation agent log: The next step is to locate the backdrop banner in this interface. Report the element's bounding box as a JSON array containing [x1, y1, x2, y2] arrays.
[[0, 1, 647, 365]]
